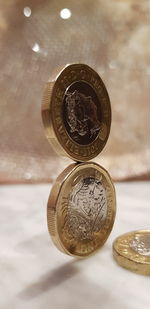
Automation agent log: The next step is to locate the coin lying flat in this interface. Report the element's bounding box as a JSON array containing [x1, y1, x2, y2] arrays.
[[47, 162, 116, 257], [42, 63, 111, 161], [113, 230, 150, 275]]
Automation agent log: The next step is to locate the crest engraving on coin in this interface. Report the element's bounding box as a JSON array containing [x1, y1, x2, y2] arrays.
[[42, 64, 111, 161], [63, 81, 102, 145], [63, 176, 107, 241], [47, 162, 116, 257]]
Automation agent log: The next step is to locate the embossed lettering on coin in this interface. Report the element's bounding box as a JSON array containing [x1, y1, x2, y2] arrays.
[[42, 63, 111, 161], [63, 176, 107, 241]]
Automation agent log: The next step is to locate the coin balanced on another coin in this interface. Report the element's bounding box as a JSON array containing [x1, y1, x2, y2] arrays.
[[42, 63, 116, 257]]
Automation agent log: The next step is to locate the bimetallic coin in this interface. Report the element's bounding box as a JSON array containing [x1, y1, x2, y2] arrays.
[[42, 63, 111, 161], [47, 162, 116, 257], [113, 230, 150, 275]]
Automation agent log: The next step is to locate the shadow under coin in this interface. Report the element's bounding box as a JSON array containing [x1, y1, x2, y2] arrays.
[[18, 260, 78, 300]]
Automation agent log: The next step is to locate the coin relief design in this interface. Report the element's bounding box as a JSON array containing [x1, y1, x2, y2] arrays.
[[63, 176, 107, 241], [47, 162, 116, 257], [129, 234, 150, 256], [42, 63, 111, 161], [63, 81, 102, 145]]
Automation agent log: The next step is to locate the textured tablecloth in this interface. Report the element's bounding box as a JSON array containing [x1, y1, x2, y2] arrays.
[[0, 182, 150, 309]]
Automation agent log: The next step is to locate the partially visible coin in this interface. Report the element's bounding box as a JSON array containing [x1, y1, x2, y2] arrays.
[[42, 63, 111, 161], [47, 162, 116, 257], [113, 230, 150, 275]]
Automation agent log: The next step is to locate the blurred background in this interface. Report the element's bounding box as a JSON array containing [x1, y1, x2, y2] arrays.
[[0, 0, 150, 183]]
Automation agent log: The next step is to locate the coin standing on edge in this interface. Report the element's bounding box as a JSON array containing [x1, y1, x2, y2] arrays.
[[113, 230, 150, 276], [42, 63, 111, 162], [47, 162, 116, 257]]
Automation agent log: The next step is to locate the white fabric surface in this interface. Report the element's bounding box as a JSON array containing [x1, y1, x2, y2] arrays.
[[0, 182, 149, 309]]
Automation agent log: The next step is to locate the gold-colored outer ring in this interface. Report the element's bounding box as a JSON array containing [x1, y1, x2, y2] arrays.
[[42, 63, 111, 162], [47, 162, 116, 257], [113, 230, 150, 276]]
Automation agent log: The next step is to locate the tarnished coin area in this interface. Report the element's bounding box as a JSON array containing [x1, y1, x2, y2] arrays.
[[63, 81, 102, 145], [129, 234, 150, 256], [47, 163, 116, 257]]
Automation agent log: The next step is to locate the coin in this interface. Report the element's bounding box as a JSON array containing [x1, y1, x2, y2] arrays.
[[42, 63, 111, 161], [47, 162, 116, 257], [113, 230, 150, 275]]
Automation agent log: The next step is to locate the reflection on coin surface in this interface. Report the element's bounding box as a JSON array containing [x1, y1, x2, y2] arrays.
[[42, 63, 111, 161], [47, 162, 116, 257], [113, 230, 150, 275]]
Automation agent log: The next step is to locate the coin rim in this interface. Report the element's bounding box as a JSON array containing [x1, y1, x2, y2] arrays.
[[47, 162, 116, 257], [113, 230, 150, 276], [42, 63, 111, 161]]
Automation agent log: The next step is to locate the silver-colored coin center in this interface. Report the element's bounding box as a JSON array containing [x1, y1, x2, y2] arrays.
[[64, 176, 107, 241], [129, 234, 150, 256]]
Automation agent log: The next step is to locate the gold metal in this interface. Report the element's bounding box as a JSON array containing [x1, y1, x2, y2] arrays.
[[113, 230, 150, 276], [42, 63, 111, 162], [47, 162, 116, 257]]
